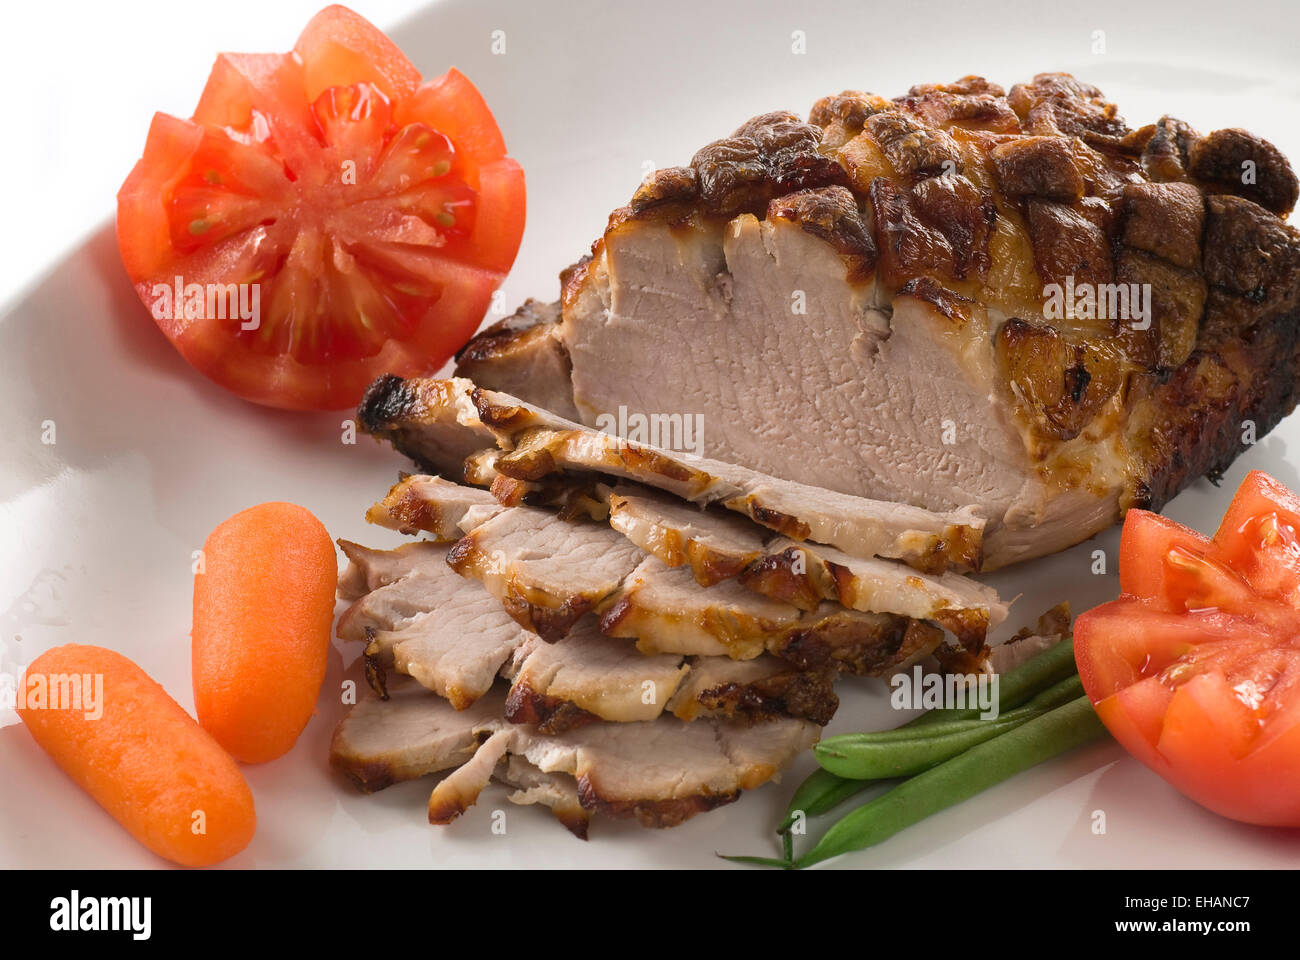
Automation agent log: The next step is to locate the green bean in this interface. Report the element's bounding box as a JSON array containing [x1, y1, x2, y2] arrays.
[[903, 638, 1077, 727], [815, 675, 1084, 779], [825, 673, 1085, 747], [766, 644, 1082, 859], [776, 767, 877, 834], [719, 854, 792, 868], [815, 715, 1024, 779], [794, 695, 1107, 868]]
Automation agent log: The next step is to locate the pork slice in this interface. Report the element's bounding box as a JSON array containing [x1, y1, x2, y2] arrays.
[[428, 713, 819, 829], [359, 375, 985, 573], [340, 534, 833, 724], [495, 754, 591, 839], [602, 484, 984, 659], [359, 375, 496, 477], [383, 590, 531, 709], [601, 555, 797, 659], [471, 384, 985, 574], [740, 536, 1007, 650], [331, 680, 590, 837], [365, 475, 501, 538], [666, 656, 838, 725], [336, 540, 485, 699], [600, 555, 943, 675], [607, 485, 767, 586], [504, 615, 836, 731], [328, 679, 505, 793], [503, 619, 689, 731], [336, 569, 466, 644], [446, 505, 645, 641], [337, 538, 448, 599]]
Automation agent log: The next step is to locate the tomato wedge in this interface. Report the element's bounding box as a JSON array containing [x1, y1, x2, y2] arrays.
[[116, 5, 525, 410], [1214, 470, 1300, 608], [1076, 473, 1300, 826]]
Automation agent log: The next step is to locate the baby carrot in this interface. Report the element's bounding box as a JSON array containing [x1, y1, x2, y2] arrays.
[[17, 644, 256, 867], [192, 502, 337, 763]]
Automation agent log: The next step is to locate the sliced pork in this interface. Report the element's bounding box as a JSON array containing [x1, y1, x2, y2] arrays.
[[505, 619, 837, 730], [503, 619, 690, 730], [342, 538, 836, 724], [384, 590, 529, 709], [359, 376, 986, 573], [328, 680, 504, 792], [365, 474, 500, 539], [601, 555, 944, 674], [740, 536, 1007, 650], [362, 473, 1004, 653], [335, 538, 467, 642], [427, 710, 819, 829], [337, 539, 447, 599], [607, 485, 766, 586], [445, 504, 645, 640], [329, 680, 590, 837]]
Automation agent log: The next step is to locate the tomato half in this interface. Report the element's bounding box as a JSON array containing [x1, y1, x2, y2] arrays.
[[1076, 474, 1300, 826], [116, 5, 525, 410]]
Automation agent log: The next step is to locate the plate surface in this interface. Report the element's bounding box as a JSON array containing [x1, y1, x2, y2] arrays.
[[4, 0, 1300, 869]]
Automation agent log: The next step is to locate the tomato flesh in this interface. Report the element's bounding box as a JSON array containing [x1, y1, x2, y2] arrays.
[[116, 6, 525, 410], [1214, 470, 1300, 608], [1119, 509, 1217, 599], [1077, 473, 1300, 826]]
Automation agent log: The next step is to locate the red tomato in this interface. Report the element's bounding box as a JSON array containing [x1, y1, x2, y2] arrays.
[[116, 5, 525, 410], [1076, 474, 1300, 826]]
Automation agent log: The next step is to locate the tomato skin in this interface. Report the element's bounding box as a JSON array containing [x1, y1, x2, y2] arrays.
[[115, 6, 525, 411], [1078, 477, 1300, 827], [295, 4, 422, 104]]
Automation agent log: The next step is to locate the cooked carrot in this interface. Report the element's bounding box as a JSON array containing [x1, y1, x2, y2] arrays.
[[192, 501, 337, 763], [17, 644, 256, 867]]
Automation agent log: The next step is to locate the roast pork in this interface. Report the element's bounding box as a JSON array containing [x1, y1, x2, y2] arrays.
[[442, 74, 1300, 569]]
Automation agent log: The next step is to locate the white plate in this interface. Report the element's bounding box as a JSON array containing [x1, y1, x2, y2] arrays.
[[4, 0, 1300, 869]]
